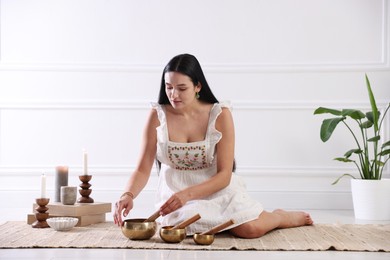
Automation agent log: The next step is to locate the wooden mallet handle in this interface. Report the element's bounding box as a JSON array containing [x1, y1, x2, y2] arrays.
[[143, 209, 161, 223], [200, 219, 235, 235], [171, 213, 201, 229]]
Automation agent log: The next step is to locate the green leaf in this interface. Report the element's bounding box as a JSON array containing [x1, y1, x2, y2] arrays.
[[366, 111, 380, 123], [379, 149, 390, 156], [366, 111, 374, 122], [314, 107, 342, 116], [334, 157, 354, 163], [320, 117, 345, 142], [341, 109, 366, 120], [344, 149, 362, 158], [361, 120, 373, 129], [382, 140, 390, 148], [332, 173, 356, 185], [367, 136, 380, 142], [371, 159, 384, 167], [366, 74, 379, 131]]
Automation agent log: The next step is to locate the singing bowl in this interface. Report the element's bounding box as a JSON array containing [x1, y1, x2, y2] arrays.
[[159, 226, 186, 243], [193, 233, 215, 245], [121, 218, 157, 240]]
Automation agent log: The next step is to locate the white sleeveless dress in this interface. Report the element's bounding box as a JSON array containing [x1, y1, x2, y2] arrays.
[[152, 101, 263, 235]]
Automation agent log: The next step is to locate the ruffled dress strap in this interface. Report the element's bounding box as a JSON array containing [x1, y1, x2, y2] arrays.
[[151, 102, 170, 164], [206, 101, 232, 164], [151, 102, 168, 142]]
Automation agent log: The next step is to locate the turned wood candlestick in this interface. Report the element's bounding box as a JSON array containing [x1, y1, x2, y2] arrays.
[[77, 175, 94, 203], [32, 198, 50, 228]]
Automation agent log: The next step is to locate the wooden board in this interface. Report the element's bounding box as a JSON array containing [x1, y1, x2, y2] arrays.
[[32, 202, 111, 217], [27, 213, 106, 227]]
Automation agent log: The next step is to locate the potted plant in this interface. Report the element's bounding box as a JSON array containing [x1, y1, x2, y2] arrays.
[[314, 74, 390, 220]]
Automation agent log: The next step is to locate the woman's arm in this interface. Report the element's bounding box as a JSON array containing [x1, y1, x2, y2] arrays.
[[160, 107, 235, 215], [113, 109, 159, 226]]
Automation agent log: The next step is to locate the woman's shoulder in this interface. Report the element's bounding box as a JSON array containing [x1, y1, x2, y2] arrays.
[[211, 101, 232, 116], [211, 101, 233, 127], [213, 101, 232, 111], [150, 102, 163, 110], [149, 102, 165, 126]]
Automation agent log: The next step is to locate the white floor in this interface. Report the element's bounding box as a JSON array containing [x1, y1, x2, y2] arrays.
[[1, 210, 389, 260]]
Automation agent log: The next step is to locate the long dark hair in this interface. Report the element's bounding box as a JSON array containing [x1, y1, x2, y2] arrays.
[[155, 54, 236, 172], [158, 54, 219, 104]]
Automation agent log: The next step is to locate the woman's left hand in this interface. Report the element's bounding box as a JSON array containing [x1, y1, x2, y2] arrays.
[[159, 191, 189, 216]]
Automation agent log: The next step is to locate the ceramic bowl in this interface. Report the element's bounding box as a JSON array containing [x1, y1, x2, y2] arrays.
[[121, 218, 157, 240], [47, 217, 78, 231]]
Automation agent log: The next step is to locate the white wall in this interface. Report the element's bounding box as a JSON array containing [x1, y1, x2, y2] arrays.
[[0, 0, 389, 221]]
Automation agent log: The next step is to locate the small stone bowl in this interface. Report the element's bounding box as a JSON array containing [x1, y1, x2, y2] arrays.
[[121, 218, 157, 240], [193, 233, 215, 245], [47, 217, 78, 231], [159, 226, 186, 243]]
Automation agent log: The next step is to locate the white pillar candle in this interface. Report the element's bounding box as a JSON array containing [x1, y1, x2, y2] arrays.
[[83, 150, 88, 175], [40, 174, 46, 198]]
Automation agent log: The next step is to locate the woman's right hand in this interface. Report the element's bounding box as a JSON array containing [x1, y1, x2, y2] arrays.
[[113, 195, 134, 226]]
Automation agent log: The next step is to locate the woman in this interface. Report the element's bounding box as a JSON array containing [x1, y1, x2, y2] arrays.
[[113, 53, 313, 238]]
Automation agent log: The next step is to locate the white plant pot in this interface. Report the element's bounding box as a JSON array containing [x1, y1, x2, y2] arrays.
[[351, 178, 390, 220]]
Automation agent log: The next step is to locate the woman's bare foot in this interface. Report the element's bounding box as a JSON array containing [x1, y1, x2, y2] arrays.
[[272, 209, 313, 228]]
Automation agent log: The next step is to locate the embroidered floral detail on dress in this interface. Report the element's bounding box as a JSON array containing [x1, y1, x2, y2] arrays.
[[168, 145, 207, 170]]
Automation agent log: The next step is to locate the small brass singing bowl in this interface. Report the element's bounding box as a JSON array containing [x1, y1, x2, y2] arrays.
[[193, 233, 215, 245], [159, 226, 186, 243], [121, 218, 157, 240]]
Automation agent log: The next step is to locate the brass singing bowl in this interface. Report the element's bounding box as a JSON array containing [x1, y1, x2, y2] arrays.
[[159, 226, 186, 243], [121, 218, 157, 240], [193, 233, 215, 245]]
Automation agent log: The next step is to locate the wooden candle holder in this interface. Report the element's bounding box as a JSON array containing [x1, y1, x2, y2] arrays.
[[32, 198, 50, 228], [77, 175, 94, 203]]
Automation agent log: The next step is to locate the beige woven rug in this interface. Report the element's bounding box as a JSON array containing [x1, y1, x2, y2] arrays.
[[1, 221, 389, 251]]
